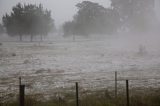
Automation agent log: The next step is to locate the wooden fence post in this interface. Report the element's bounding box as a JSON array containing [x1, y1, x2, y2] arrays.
[[76, 82, 79, 106], [115, 71, 117, 98], [19, 77, 25, 106], [126, 80, 129, 106]]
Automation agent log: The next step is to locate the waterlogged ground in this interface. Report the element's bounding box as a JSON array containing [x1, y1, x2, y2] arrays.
[[0, 37, 160, 95]]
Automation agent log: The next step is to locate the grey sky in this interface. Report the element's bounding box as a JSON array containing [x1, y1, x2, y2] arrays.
[[155, 0, 160, 19], [0, 0, 111, 27]]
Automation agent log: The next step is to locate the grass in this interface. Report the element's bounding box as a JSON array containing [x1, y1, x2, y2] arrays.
[[1, 88, 160, 106]]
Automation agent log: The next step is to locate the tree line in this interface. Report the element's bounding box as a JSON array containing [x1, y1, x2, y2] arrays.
[[0, 0, 157, 41], [63, 1, 120, 36], [63, 0, 157, 36], [2, 3, 54, 41]]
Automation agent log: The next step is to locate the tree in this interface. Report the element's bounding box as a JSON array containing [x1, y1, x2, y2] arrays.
[[0, 24, 4, 34], [111, 0, 156, 33], [2, 3, 54, 41], [63, 1, 120, 36], [63, 21, 75, 36]]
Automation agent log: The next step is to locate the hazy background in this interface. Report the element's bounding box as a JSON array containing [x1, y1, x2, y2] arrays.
[[0, 0, 160, 43], [0, 0, 111, 27], [0, 0, 160, 27], [1, 1, 160, 99]]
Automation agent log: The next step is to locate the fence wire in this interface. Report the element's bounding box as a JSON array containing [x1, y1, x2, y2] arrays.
[[0, 71, 160, 106]]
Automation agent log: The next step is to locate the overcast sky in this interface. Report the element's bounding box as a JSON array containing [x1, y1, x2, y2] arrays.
[[0, 0, 111, 27]]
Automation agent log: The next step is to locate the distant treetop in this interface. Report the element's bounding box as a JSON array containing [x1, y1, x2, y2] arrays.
[[2, 3, 54, 41]]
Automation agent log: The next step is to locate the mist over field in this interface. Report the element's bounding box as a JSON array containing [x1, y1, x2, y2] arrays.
[[0, 1, 160, 104], [0, 0, 160, 48]]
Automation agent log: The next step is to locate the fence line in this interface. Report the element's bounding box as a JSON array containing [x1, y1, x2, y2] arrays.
[[1, 71, 160, 106]]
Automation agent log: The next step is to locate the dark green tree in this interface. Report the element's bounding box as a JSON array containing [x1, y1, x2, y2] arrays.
[[0, 24, 4, 34], [2, 3, 54, 41], [63, 1, 120, 36], [63, 21, 75, 36]]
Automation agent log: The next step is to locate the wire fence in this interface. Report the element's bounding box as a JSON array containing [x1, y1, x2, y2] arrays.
[[0, 71, 160, 106]]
